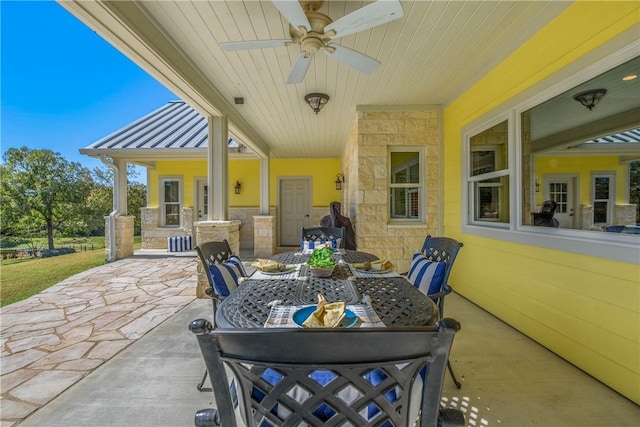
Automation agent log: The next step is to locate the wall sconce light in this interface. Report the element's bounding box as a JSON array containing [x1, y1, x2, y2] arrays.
[[305, 93, 330, 114], [335, 174, 345, 190], [535, 179, 540, 193], [573, 88, 607, 111], [234, 181, 242, 194]]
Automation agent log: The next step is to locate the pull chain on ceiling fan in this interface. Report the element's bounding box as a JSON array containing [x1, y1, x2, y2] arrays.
[[219, 0, 403, 84]]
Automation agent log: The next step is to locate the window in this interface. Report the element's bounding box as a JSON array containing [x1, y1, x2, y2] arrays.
[[389, 149, 423, 221], [462, 49, 639, 263], [161, 178, 182, 227], [467, 120, 510, 224], [592, 173, 615, 225]]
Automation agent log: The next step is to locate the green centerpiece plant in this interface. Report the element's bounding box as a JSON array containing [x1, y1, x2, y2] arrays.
[[307, 247, 336, 277]]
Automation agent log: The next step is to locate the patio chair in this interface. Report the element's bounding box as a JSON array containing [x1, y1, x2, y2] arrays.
[[195, 240, 244, 392], [301, 226, 345, 250], [408, 235, 464, 389], [189, 319, 465, 427], [531, 200, 560, 227]]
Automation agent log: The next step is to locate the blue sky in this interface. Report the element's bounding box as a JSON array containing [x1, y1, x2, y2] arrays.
[[1, 0, 177, 180]]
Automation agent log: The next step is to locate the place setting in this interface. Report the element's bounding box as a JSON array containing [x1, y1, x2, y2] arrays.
[[349, 259, 402, 278], [250, 258, 302, 280], [263, 294, 385, 329]]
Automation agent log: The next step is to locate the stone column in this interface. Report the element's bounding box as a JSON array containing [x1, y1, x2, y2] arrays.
[[104, 215, 135, 260], [615, 204, 637, 225], [253, 215, 276, 257], [579, 205, 594, 230], [182, 207, 194, 235], [140, 207, 160, 249]]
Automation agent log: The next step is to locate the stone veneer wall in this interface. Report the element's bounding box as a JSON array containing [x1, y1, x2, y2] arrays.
[[229, 207, 258, 250], [141, 206, 334, 252], [140, 207, 195, 249], [343, 108, 443, 273], [615, 204, 637, 225]]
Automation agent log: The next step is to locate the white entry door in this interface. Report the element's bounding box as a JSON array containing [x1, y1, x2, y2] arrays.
[[196, 179, 208, 221], [543, 175, 576, 228], [279, 177, 312, 246]]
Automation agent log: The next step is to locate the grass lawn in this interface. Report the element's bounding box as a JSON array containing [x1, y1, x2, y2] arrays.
[[0, 237, 142, 307]]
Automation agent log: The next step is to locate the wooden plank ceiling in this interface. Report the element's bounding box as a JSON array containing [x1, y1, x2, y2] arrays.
[[70, 1, 574, 158]]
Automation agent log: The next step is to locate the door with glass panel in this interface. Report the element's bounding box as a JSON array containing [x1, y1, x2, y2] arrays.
[[196, 179, 208, 221], [543, 175, 576, 228]]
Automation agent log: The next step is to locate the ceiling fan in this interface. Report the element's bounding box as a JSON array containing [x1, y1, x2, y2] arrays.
[[219, 0, 403, 84]]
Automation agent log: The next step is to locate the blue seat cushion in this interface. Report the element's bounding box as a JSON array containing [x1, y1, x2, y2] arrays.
[[208, 260, 243, 297], [407, 251, 447, 296], [301, 238, 340, 251]]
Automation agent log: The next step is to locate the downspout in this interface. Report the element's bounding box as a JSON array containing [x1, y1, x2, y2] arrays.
[[100, 154, 119, 262]]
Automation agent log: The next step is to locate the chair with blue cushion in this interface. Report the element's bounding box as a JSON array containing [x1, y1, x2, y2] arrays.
[[189, 318, 465, 427], [195, 240, 246, 392], [301, 226, 345, 250], [408, 235, 464, 389]]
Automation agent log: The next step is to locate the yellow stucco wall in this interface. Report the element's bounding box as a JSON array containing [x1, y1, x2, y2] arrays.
[[536, 155, 630, 205], [147, 158, 341, 208], [270, 158, 342, 206], [444, 2, 639, 403]]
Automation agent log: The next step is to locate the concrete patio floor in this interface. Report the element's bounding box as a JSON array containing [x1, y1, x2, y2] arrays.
[[2, 250, 638, 426]]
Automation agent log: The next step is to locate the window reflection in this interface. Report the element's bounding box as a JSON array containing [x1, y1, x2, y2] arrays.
[[468, 120, 510, 224], [522, 56, 640, 231]]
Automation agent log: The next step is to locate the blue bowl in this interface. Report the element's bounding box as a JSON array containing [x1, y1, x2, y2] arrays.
[[293, 306, 357, 328]]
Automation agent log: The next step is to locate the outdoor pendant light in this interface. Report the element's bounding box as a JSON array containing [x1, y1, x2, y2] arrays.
[[305, 93, 329, 114]]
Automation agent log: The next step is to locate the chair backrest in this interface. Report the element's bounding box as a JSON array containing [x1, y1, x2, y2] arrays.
[[420, 235, 463, 315], [301, 226, 345, 249], [195, 240, 234, 299], [540, 200, 557, 216], [532, 200, 560, 227], [421, 235, 463, 291], [190, 319, 462, 427]]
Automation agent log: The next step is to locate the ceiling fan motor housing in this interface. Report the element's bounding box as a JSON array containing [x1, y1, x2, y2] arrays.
[[289, 10, 332, 56]]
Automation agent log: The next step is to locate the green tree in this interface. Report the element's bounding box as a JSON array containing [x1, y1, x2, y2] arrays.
[[84, 165, 146, 235], [0, 147, 92, 249]]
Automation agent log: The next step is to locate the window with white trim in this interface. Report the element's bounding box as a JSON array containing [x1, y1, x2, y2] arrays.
[[461, 48, 639, 264], [389, 148, 423, 221], [161, 178, 182, 227], [592, 173, 615, 226], [467, 120, 511, 224]]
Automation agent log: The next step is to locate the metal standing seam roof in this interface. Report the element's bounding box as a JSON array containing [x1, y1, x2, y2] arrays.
[[83, 100, 239, 150], [586, 128, 640, 144]]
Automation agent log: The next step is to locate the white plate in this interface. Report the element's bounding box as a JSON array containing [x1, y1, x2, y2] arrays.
[[258, 267, 296, 275]]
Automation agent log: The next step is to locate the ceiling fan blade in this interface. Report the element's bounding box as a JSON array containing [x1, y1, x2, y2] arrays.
[[220, 39, 291, 51], [324, 44, 380, 74], [287, 52, 313, 84], [325, 0, 403, 39], [272, 0, 311, 31]]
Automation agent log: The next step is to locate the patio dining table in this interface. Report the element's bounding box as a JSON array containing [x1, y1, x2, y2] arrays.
[[215, 250, 439, 328]]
